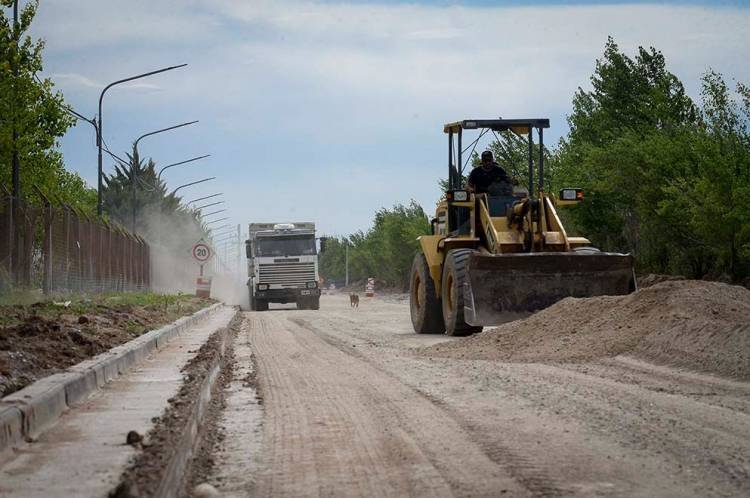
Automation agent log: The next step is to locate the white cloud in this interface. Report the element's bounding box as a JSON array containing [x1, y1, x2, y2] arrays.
[[51, 72, 163, 92], [33, 1, 750, 235]]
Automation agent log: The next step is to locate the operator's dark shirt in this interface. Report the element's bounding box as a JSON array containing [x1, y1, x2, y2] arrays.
[[467, 164, 509, 193]]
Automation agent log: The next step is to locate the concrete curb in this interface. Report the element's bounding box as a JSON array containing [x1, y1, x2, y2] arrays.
[[0, 302, 223, 455], [155, 318, 234, 498]]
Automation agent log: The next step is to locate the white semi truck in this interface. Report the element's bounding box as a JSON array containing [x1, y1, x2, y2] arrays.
[[245, 222, 321, 311]]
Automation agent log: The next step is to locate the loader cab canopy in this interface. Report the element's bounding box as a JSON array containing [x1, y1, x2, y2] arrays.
[[444, 118, 551, 196], [443, 119, 550, 134]]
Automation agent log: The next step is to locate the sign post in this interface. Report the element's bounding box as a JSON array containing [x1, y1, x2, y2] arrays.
[[365, 277, 375, 297], [192, 239, 213, 298]]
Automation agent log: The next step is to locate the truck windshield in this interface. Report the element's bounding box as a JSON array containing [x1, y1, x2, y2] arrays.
[[256, 235, 316, 257]]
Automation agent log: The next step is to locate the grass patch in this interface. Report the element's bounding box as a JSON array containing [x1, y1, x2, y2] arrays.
[[0, 291, 208, 327]]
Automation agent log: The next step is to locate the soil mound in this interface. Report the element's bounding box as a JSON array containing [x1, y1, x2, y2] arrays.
[[422, 280, 750, 379], [0, 295, 212, 397], [637, 273, 686, 288]]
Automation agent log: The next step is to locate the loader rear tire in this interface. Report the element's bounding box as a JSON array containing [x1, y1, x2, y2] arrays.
[[410, 253, 445, 334], [442, 249, 482, 336]]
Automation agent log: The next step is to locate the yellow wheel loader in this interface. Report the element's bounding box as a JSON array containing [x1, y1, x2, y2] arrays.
[[410, 119, 636, 336]]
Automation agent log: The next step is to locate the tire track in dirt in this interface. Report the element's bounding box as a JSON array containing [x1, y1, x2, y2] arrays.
[[288, 315, 574, 498], [294, 296, 750, 497], [246, 310, 529, 497]]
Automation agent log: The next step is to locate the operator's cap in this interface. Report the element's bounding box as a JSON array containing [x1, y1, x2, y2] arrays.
[[481, 150, 493, 161]]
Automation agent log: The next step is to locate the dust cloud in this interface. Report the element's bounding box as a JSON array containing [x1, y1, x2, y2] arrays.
[[139, 209, 247, 306], [209, 272, 247, 307]]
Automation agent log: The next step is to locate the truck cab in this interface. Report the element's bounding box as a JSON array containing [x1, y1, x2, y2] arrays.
[[246, 222, 321, 311]]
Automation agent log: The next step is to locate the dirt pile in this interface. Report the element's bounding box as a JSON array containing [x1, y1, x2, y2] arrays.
[[637, 273, 686, 287], [423, 280, 750, 379], [0, 294, 213, 396]]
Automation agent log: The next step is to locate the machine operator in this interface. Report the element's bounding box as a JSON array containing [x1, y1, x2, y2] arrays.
[[467, 150, 514, 194]]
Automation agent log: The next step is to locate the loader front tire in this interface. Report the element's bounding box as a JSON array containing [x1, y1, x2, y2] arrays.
[[410, 253, 445, 334], [442, 249, 482, 336]]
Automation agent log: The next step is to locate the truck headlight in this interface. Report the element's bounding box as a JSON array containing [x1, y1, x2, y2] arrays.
[[454, 190, 469, 201], [306, 282, 317, 288], [257, 284, 268, 290]]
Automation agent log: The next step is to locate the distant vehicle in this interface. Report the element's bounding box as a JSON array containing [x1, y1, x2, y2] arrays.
[[245, 222, 321, 311]]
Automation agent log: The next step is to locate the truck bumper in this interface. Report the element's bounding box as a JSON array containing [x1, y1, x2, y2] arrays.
[[253, 287, 320, 303]]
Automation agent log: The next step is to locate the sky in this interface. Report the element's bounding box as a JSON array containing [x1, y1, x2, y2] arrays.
[[22, 0, 750, 239]]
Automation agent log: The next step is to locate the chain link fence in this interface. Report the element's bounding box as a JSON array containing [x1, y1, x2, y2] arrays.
[[0, 192, 150, 295]]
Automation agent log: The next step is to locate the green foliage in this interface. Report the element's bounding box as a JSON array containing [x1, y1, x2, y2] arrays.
[[319, 201, 430, 289], [0, 290, 199, 326], [0, 1, 94, 211], [551, 38, 750, 281]]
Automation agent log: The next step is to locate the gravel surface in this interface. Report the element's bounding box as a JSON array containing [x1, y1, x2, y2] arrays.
[[201, 291, 750, 497]]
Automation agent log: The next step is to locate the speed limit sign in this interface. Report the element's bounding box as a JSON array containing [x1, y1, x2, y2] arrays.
[[192, 240, 213, 263]]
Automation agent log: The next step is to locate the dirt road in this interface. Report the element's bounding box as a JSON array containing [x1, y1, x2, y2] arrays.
[[205, 294, 750, 497]]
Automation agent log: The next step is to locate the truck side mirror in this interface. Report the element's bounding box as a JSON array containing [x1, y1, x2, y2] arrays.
[[245, 240, 252, 258], [319, 237, 328, 254]]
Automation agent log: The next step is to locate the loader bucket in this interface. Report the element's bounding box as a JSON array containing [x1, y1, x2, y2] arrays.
[[463, 252, 635, 326]]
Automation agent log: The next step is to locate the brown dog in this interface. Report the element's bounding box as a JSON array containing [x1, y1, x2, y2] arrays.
[[349, 293, 359, 308]]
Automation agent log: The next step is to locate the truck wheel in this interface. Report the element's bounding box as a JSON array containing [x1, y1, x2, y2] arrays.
[[310, 296, 320, 310], [249, 293, 257, 311], [296, 299, 307, 310], [441, 249, 482, 336], [410, 253, 445, 334], [256, 299, 269, 311]]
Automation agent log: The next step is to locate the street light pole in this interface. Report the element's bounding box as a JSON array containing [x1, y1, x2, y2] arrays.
[[194, 200, 224, 211], [188, 193, 223, 206], [170, 177, 215, 197], [97, 63, 188, 215], [157, 154, 210, 181], [199, 209, 227, 219], [130, 120, 198, 232], [205, 217, 229, 225]]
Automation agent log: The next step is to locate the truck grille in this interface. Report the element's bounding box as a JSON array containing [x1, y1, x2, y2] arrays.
[[258, 262, 316, 286]]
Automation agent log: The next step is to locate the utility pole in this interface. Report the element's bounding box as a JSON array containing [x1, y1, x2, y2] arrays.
[[11, 0, 19, 201], [131, 121, 199, 232], [345, 241, 349, 287]]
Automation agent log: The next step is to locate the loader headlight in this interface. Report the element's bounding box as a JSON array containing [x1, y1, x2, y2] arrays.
[[447, 190, 469, 202], [306, 281, 317, 288], [560, 188, 584, 201], [257, 283, 268, 290]]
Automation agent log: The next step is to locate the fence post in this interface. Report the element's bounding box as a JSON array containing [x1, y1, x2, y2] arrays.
[[92, 221, 99, 291], [74, 211, 82, 291], [41, 194, 53, 294], [143, 241, 150, 290], [20, 202, 35, 287], [128, 235, 135, 291], [63, 206, 70, 291], [0, 192, 12, 288]]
